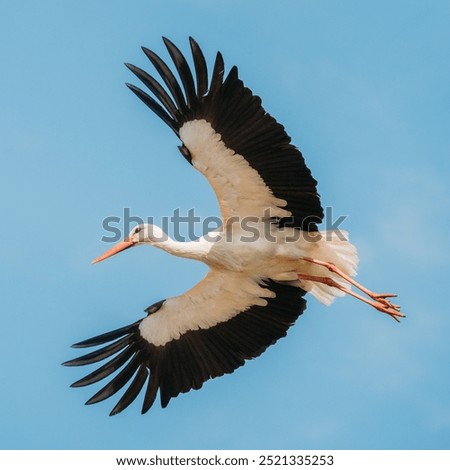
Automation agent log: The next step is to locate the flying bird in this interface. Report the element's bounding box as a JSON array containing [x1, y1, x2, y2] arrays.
[[64, 37, 403, 415]]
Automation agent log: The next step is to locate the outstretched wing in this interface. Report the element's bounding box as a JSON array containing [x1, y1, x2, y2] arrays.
[[126, 37, 323, 230], [64, 272, 306, 415]]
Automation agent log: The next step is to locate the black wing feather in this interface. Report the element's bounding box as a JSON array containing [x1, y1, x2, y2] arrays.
[[110, 365, 148, 416], [62, 335, 132, 367], [85, 353, 142, 405], [142, 365, 159, 414], [141, 47, 188, 114], [207, 52, 225, 99], [70, 345, 136, 388], [189, 36, 208, 98], [125, 84, 178, 134], [71, 321, 140, 348], [125, 63, 179, 119], [163, 37, 197, 108]]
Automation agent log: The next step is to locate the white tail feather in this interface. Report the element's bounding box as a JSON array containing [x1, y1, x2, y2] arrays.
[[298, 230, 359, 305]]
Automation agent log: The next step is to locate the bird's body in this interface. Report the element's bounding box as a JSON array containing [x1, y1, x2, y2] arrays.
[[65, 38, 403, 415], [146, 222, 356, 296], [137, 224, 357, 348]]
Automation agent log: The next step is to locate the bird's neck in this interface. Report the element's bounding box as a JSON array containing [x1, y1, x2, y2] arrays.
[[153, 237, 210, 262]]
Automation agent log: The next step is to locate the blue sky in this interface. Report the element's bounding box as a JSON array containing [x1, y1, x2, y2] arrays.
[[1, 0, 449, 450]]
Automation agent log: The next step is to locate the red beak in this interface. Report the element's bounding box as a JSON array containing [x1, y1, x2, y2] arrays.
[[92, 239, 136, 264]]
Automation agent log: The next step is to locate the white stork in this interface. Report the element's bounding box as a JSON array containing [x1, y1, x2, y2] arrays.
[[64, 37, 403, 415]]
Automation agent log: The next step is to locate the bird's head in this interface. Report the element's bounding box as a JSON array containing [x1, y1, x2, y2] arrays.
[[92, 223, 168, 264]]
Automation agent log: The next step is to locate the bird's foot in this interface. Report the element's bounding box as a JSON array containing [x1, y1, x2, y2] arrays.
[[372, 299, 405, 323], [369, 293, 401, 312]]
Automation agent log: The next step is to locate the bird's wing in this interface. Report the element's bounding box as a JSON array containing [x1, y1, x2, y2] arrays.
[[126, 37, 323, 230], [64, 270, 306, 415]]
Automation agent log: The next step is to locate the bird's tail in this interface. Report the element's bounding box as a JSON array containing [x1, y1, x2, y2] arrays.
[[298, 230, 359, 305]]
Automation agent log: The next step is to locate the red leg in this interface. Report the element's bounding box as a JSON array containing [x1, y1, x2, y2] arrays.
[[297, 273, 405, 322], [302, 257, 400, 311]]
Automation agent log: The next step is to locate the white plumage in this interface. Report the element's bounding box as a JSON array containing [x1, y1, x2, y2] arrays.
[[181, 119, 290, 220]]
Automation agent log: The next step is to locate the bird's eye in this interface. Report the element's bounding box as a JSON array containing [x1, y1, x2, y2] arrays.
[[134, 227, 141, 235]]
